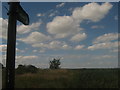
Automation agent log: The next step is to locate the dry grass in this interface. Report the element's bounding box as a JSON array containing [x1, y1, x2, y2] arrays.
[[17, 69, 73, 81], [2, 68, 118, 88]]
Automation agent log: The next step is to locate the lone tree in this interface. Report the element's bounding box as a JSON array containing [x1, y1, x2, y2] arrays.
[[49, 58, 61, 69]]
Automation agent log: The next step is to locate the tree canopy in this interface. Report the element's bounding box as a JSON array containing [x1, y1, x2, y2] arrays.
[[49, 58, 61, 69]]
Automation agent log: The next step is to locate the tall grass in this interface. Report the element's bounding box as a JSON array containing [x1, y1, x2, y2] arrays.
[[2, 68, 118, 88]]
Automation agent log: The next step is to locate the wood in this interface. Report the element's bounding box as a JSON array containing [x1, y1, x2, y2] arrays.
[[6, 2, 18, 89]]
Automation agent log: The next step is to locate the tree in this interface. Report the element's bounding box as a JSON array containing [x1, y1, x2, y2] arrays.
[[49, 58, 61, 69], [16, 64, 38, 74]]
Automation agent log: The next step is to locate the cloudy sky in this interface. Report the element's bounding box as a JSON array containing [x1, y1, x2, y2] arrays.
[[0, 2, 119, 68]]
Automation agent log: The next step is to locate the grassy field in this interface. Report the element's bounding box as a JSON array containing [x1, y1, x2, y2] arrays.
[[2, 68, 119, 88]]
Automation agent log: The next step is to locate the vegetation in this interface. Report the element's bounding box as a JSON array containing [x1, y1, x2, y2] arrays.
[[2, 66, 119, 88], [49, 58, 61, 69], [16, 64, 39, 74]]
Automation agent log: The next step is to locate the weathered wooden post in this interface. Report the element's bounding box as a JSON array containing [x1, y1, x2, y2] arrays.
[[6, 2, 29, 89]]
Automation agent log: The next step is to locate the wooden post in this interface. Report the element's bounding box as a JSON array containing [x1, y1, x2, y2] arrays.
[[6, 2, 18, 89]]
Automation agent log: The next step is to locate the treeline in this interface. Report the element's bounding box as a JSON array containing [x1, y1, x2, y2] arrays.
[[1, 57, 62, 75], [16, 64, 39, 74], [15, 58, 61, 74]]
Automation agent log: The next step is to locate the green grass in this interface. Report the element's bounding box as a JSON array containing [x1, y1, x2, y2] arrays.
[[2, 68, 119, 88]]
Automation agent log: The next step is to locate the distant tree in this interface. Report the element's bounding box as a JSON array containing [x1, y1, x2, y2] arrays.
[[16, 64, 38, 74], [49, 58, 61, 69], [27, 65, 38, 73]]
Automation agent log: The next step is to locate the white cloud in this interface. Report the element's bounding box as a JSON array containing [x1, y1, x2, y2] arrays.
[[0, 44, 7, 52], [17, 22, 41, 34], [37, 13, 45, 17], [70, 33, 87, 42], [93, 33, 118, 44], [32, 41, 72, 50], [47, 16, 82, 39], [0, 18, 42, 40], [17, 56, 38, 60], [48, 41, 72, 50], [18, 31, 52, 44], [0, 44, 7, 48], [91, 25, 104, 29], [88, 41, 118, 50], [49, 10, 59, 17], [0, 18, 8, 40], [0, 44, 24, 53], [88, 33, 119, 51], [62, 44, 72, 50], [56, 3, 65, 8], [72, 2, 113, 22], [47, 2, 112, 40], [74, 45, 85, 50], [32, 43, 47, 48], [33, 48, 46, 53]]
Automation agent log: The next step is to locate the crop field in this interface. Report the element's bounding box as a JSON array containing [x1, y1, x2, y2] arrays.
[[2, 68, 119, 88]]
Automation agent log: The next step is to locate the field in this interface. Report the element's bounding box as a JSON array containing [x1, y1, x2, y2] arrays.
[[2, 68, 119, 88]]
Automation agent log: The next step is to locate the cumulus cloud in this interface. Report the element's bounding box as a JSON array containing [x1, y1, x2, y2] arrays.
[[17, 22, 41, 34], [88, 41, 118, 50], [32, 40, 72, 50], [49, 10, 59, 17], [70, 33, 87, 42], [91, 25, 104, 29], [88, 33, 119, 51], [47, 2, 112, 40], [56, 3, 65, 8], [48, 41, 72, 50], [74, 45, 85, 50], [0, 18, 8, 40], [93, 33, 118, 44], [0, 44, 7, 52], [18, 31, 52, 44], [16, 55, 38, 60], [37, 13, 45, 17], [33, 48, 46, 53], [72, 2, 113, 22], [0, 18, 42, 40], [47, 16, 82, 38], [0, 44, 24, 53]]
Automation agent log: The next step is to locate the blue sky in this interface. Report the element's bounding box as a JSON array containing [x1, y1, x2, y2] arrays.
[[0, 2, 119, 68]]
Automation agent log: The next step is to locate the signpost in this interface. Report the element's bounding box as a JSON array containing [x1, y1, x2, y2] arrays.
[[6, 2, 29, 89]]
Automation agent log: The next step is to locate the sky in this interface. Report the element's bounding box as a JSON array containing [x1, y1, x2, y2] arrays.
[[0, 2, 119, 68]]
